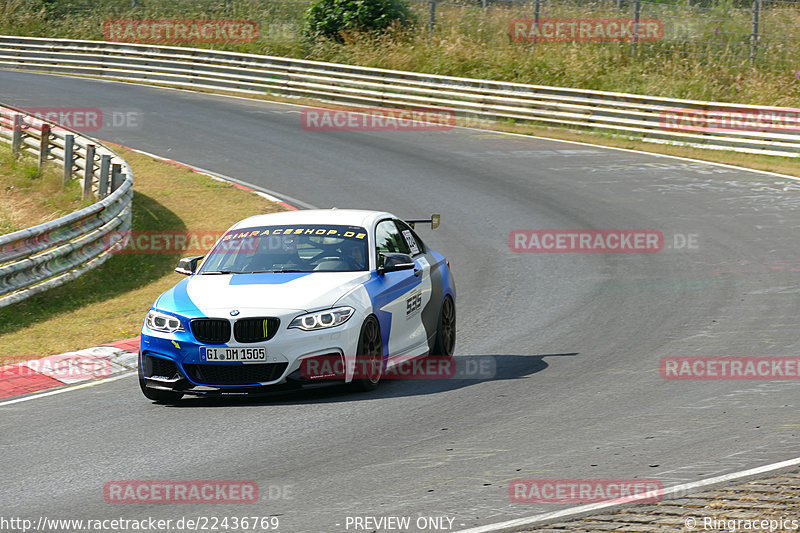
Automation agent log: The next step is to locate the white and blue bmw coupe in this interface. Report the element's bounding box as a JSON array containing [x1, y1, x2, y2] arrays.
[[138, 209, 456, 402]]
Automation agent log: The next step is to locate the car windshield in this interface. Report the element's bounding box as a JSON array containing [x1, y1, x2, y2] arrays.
[[198, 224, 369, 274]]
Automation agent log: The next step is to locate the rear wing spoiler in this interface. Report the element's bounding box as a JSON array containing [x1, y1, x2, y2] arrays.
[[405, 214, 440, 230]]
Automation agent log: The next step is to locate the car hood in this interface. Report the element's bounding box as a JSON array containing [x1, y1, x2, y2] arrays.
[[155, 271, 370, 317]]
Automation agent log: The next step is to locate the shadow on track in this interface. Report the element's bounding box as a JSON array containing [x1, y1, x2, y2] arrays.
[[163, 353, 578, 408]]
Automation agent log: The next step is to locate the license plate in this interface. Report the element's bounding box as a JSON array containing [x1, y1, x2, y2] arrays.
[[200, 347, 267, 362]]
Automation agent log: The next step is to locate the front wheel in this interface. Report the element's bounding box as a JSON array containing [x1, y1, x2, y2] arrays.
[[138, 361, 183, 403], [139, 377, 184, 403], [349, 316, 383, 392], [432, 295, 456, 357]]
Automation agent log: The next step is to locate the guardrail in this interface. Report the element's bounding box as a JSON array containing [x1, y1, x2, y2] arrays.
[[1, 35, 798, 157], [0, 102, 133, 308]]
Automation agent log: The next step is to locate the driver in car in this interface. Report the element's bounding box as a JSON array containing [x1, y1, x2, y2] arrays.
[[245, 234, 302, 272], [341, 240, 367, 270]]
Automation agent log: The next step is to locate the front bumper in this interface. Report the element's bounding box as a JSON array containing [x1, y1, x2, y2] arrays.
[[139, 312, 363, 393]]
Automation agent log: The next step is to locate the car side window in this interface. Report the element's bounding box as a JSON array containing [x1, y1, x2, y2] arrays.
[[375, 220, 411, 262], [394, 220, 426, 256]]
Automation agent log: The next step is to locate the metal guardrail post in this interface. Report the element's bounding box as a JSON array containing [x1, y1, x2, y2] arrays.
[[11, 114, 22, 157], [63, 134, 75, 186], [0, 101, 134, 308], [111, 163, 125, 192], [99, 154, 112, 198], [632, 0, 641, 54], [83, 144, 96, 201], [750, 0, 760, 67], [38, 123, 51, 169]]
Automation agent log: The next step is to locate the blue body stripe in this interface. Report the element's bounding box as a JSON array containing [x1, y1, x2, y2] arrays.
[[156, 277, 204, 317], [229, 272, 310, 285], [362, 269, 422, 356]]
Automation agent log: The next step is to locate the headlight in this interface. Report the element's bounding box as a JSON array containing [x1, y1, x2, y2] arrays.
[[145, 310, 185, 333], [289, 307, 354, 331]]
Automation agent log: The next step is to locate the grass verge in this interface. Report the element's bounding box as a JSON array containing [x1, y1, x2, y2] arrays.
[[0, 144, 89, 234], [0, 146, 286, 363]]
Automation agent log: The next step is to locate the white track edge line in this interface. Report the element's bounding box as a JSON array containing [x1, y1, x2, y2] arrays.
[[109, 143, 317, 210], [0, 371, 135, 407], [453, 455, 800, 533]]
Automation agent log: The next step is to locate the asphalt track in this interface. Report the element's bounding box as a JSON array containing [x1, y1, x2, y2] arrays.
[[1, 70, 799, 533]]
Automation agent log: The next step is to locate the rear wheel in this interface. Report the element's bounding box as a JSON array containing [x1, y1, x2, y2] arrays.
[[349, 316, 383, 392], [432, 295, 456, 357]]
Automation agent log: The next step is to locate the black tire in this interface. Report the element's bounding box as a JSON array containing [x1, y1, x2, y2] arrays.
[[432, 295, 456, 357], [349, 316, 383, 392], [138, 359, 183, 403]]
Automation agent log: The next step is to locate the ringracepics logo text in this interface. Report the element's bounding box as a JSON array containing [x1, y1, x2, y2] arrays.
[[509, 18, 664, 42], [103, 19, 259, 43], [509, 230, 663, 253], [301, 107, 456, 132]]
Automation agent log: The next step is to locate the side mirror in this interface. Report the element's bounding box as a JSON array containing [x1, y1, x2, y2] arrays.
[[377, 253, 415, 275], [175, 255, 203, 275]]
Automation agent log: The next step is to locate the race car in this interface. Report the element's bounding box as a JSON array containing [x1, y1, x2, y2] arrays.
[[138, 209, 456, 403]]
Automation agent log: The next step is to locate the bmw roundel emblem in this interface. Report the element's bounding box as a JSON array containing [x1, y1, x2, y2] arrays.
[[230, 310, 240, 316]]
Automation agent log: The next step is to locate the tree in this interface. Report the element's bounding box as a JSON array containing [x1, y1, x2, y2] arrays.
[[304, 0, 414, 42]]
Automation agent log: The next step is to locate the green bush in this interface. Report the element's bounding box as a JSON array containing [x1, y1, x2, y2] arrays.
[[304, 0, 414, 42]]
